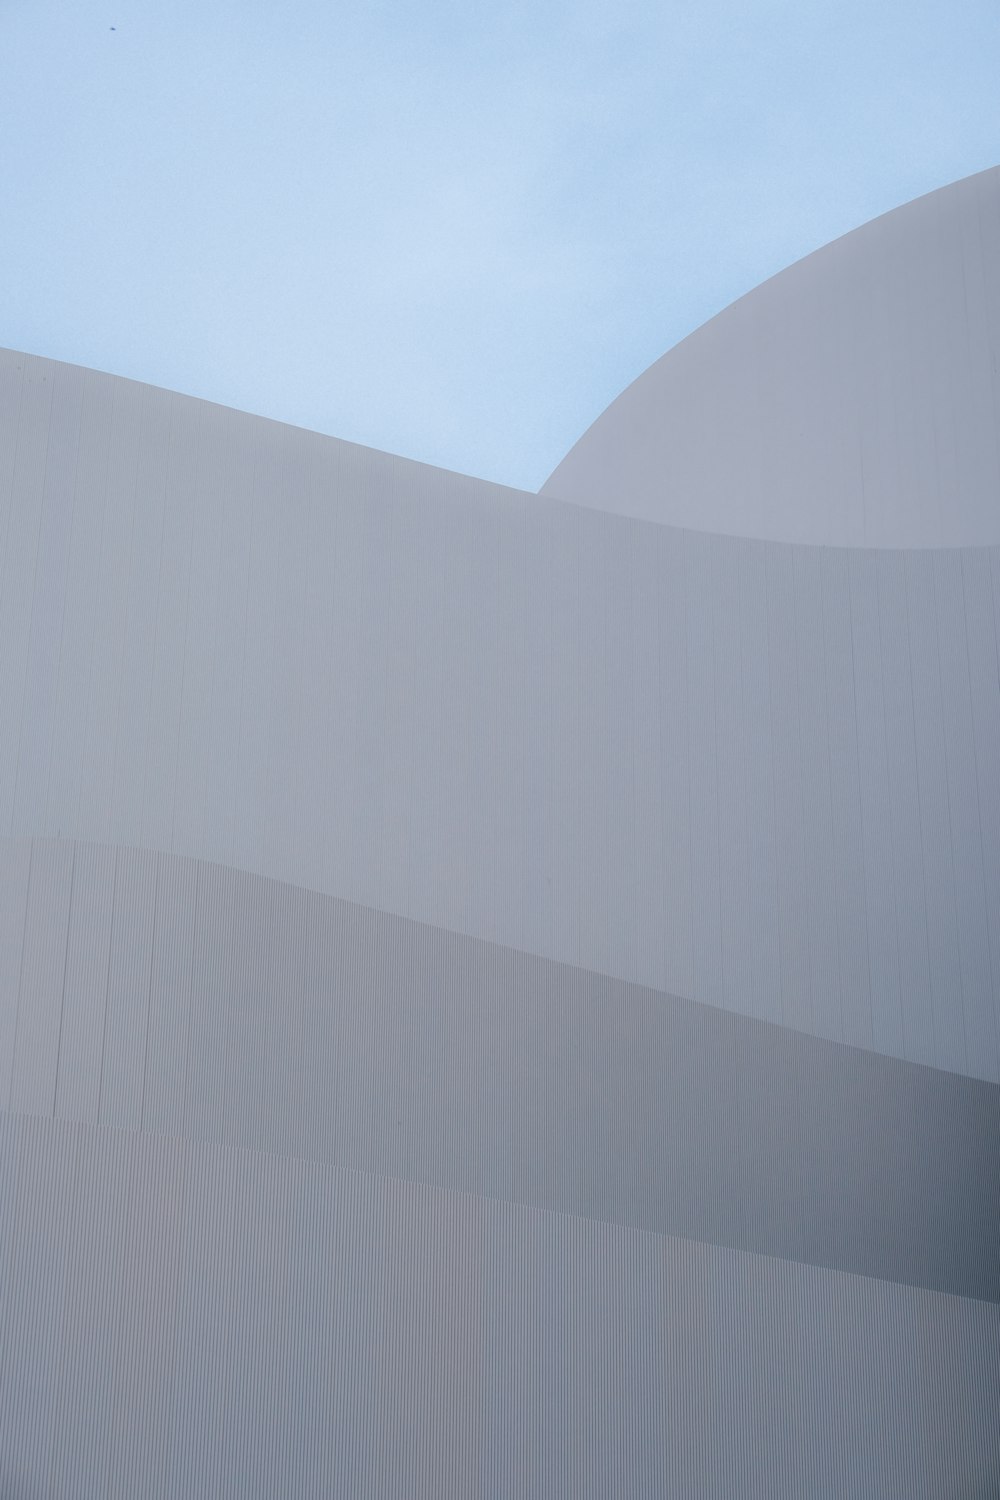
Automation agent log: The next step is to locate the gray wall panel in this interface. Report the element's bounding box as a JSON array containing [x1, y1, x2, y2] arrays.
[[1, 1114, 79, 1495], [517, 501, 558, 961], [822, 548, 873, 1051], [106, 387, 172, 849], [0, 1111, 998, 1499], [2, 837, 998, 1302], [936, 549, 998, 1078], [141, 393, 201, 855], [876, 550, 939, 1066], [0, 836, 31, 1111], [0, 357, 52, 839], [545, 497, 585, 970], [616, 521, 664, 984], [708, 1008, 805, 1260], [2, 347, 1000, 1078], [10, 362, 83, 840], [793, 545, 843, 1044], [9, 838, 74, 1118], [713, 539, 753, 1016], [54, 840, 116, 1125], [76, 376, 150, 844], [169, 400, 226, 867], [100, 844, 157, 1129], [765, 542, 812, 1033], [850, 551, 905, 1060], [906, 550, 969, 1073], [142, 850, 197, 1135], [684, 529, 724, 1009], [655, 522, 694, 998], [585, 509, 642, 983], [964, 547, 1000, 1080], [0, 345, 23, 533], [576, 506, 621, 980], [741, 541, 782, 1024], [44, 372, 118, 841]]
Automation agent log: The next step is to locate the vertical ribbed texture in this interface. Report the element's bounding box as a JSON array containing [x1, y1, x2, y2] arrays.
[[1, 836, 998, 1302], [4, 1112, 996, 1497]]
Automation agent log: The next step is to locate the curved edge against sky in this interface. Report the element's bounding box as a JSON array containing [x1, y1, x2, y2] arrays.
[[541, 167, 1000, 549]]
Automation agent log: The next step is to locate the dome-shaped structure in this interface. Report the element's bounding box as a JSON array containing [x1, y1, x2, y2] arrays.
[[542, 167, 1000, 548]]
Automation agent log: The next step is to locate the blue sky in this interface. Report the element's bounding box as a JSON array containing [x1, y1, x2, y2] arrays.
[[2, 0, 998, 490]]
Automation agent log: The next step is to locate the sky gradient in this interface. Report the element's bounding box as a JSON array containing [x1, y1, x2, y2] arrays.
[[2, 0, 998, 491]]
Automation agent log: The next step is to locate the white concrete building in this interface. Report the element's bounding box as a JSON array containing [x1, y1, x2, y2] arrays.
[[1, 168, 999, 1495]]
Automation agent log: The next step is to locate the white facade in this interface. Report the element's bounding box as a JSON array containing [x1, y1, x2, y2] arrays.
[[1, 170, 999, 1495]]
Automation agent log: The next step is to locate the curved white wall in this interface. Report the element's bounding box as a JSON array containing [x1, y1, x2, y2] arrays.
[[1, 346, 998, 1082], [2, 170, 1000, 1495], [542, 167, 1000, 548]]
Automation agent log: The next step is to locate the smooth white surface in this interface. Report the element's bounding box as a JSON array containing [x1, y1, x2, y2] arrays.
[[3, 168, 1000, 1499], [1, 346, 999, 1079], [543, 168, 1000, 547]]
